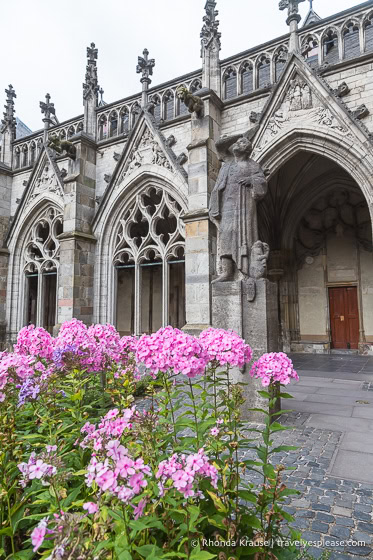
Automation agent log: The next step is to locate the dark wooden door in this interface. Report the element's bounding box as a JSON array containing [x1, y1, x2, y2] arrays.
[[329, 287, 359, 349]]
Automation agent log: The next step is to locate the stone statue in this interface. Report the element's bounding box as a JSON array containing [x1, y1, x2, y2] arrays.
[[250, 241, 270, 279], [176, 87, 204, 117], [209, 136, 268, 283]]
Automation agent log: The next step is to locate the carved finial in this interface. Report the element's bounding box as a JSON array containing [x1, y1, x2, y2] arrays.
[[40, 93, 57, 142], [279, 0, 305, 52], [137, 48, 155, 107], [201, 0, 221, 53], [1, 84, 17, 138], [98, 87, 105, 106], [83, 42, 100, 102]]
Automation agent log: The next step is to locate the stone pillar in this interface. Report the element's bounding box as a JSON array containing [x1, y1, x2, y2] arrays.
[[212, 278, 279, 419], [200, 1, 222, 96], [183, 89, 222, 334], [57, 133, 97, 327], [0, 165, 12, 346]]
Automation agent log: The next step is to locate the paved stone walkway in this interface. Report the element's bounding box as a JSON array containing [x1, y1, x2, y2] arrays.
[[276, 354, 373, 560]]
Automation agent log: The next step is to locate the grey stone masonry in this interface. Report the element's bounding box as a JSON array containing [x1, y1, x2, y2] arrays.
[[57, 133, 97, 327]]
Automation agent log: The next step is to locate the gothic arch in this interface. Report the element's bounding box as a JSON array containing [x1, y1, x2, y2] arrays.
[[94, 174, 187, 331], [6, 200, 63, 338], [254, 127, 373, 230]]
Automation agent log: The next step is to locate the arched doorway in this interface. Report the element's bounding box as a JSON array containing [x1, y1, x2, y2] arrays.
[[258, 152, 373, 354]]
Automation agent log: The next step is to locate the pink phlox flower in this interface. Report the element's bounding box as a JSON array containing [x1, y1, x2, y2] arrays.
[[83, 502, 99, 514], [210, 427, 219, 436], [129, 473, 147, 494], [132, 498, 147, 520], [249, 352, 298, 387], [31, 517, 49, 552]]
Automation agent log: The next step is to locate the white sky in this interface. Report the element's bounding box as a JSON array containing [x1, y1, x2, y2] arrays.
[[0, 0, 361, 131]]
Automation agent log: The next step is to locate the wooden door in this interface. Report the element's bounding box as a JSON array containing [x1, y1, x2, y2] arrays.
[[329, 287, 359, 349]]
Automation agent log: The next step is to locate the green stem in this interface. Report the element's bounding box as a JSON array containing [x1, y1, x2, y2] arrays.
[[163, 373, 177, 444], [188, 378, 200, 449], [6, 490, 15, 555]]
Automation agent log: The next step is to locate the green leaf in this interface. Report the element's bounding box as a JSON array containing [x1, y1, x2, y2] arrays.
[[206, 491, 228, 513], [270, 422, 290, 433], [279, 392, 294, 399], [190, 545, 216, 559], [270, 445, 298, 454]]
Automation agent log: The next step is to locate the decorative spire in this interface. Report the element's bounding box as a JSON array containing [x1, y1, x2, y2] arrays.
[[303, 0, 321, 27], [40, 93, 57, 143], [200, 0, 221, 53], [136, 48, 155, 107], [279, 0, 305, 52], [1, 85, 17, 139], [83, 42, 99, 102]]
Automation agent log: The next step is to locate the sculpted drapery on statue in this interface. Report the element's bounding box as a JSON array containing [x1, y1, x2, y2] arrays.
[[209, 136, 269, 285]]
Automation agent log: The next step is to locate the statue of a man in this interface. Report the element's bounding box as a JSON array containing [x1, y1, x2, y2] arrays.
[[209, 136, 268, 282]]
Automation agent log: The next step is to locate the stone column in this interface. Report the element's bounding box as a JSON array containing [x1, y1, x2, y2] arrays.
[[212, 278, 279, 419], [0, 164, 12, 346], [57, 133, 97, 328], [183, 89, 222, 335]]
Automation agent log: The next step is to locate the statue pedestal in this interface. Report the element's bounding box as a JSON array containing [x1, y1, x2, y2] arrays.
[[212, 278, 279, 420]]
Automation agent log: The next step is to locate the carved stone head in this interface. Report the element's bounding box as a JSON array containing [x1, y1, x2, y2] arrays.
[[232, 136, 253, 157]]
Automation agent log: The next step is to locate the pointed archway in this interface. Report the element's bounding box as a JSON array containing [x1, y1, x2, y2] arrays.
[[258, 150, 373, 354]]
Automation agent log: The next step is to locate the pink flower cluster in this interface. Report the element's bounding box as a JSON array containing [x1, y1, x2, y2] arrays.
[[18, 448, 57, 487], [15, 325, 54, 360], [199, 328, 253, 369], [156, 448, 218, 499], [80, 407, 134, 450], [136, 326, 208, 378], [249, 352, 299, 387]]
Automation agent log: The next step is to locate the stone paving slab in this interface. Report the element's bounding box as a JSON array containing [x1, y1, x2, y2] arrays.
[[291, 401, 354, 417], [340, 432, 373, 454], [352, 408, 373, 419], [298, 394, 371, 407], [306, 414, 373, 433], [329, 450, 373, 484], [314, 387, 371, 398]]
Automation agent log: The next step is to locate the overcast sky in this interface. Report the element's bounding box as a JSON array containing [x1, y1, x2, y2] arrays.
[[0, 0, 361, 131]]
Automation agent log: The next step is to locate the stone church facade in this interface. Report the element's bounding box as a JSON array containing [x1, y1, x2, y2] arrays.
[[0, 0, 373, 354]]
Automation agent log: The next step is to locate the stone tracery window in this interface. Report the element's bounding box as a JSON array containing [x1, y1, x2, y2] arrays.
[[30, 142, 36, 166], [223, 67, 238, 99], [364, 13, 373, 52], [240, 62, 253, 95], [24, 207, 63, 333], [343, 21, 361, 60], [163, 91, 175, 121], [113, 186, 185, 335], [120, 107, 129, 134], [257, 55, 271, 89], [274, 48, 287, 81], [322, 29, 339, 65], [109, 111, 118, 137], [302, 35, 319, 68]]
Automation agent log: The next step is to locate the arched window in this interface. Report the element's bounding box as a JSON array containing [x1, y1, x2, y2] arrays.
[[190, 79, 202, 93], [37, 139, 43, 157], [67, 126, 75, 139], [274, 48, 287, 82], [302, 35, 319, 68], [163, 91, 175, 121], [22, 145, 28, 168], [343, 21, 360, 60], [109, 111, 118, 137], [59, 130, 66, 141], [131, 102, 141, 128], [322, 29, 339, 64], [364, 13, 373, 52], [257, 55, 271, 89], [150, 95, 161, 123], [240, 62, 253, 95], [77, 122, 84, 133], [120, 107, 129, 134], [223, 67, 237, 99], [24, 206, 63, 333], [114, 186, 185, 335], [98, 115, 108, 141], [14, 147, 21, 169], [30, 142, 36, 166]]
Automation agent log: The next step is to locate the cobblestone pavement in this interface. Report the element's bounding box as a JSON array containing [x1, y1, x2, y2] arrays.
[[240, 412, 373, 560]]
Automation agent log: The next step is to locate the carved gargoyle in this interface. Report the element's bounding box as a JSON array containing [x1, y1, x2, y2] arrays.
[[176, 87, 204, 117], [353, 104, 369, 120], [48, 135, 76, 160], [335, 82, 350, 98]]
